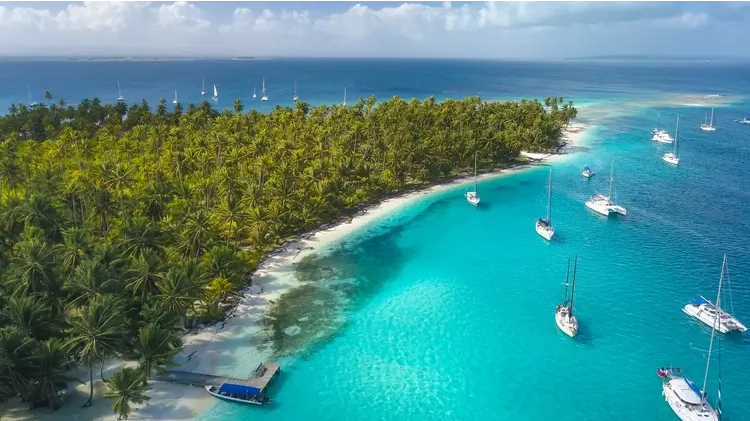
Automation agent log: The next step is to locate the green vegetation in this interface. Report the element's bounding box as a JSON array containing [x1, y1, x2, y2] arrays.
[[0, 93, 576, 416]]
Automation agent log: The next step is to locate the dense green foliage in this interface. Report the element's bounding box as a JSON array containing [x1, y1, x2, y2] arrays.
[[0, 93, 575, 415]]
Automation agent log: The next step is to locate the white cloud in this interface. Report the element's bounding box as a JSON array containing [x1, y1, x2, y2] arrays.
[[0, 1, 742, 58]]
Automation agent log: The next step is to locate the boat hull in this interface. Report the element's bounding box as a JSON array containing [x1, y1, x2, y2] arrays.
[[700, 126, 716, 132], [662, 381, 719, 421], [205, 386, 269, 406], [663, 154, 680, 165], [535, 222, 554, 241], [581, 171, 595, 178], [465, 192, 480, 206], [555, 307, 578, 337], [682, 303, 748, 334], [585, 200, 610, 216]]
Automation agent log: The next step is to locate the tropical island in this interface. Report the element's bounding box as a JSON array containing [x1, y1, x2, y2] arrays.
[[0, 94, 576, 419]]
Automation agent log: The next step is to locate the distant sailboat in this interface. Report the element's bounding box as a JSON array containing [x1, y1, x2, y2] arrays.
[[663, 115, 680, 165], [465, 153, 480, 206], [172, 90, 178, 105], [201, 77, 206, 96], [212, 84, 218, 101], [117, 81, 126, 102], [293, 82, 298, 102], [555, 256, 579, 337], [700, 107, 716, 132], [261, 78, 268, 101], [342, 87, 347, 106], [28, 86, 38, 106], [585, 159, 627, 217], [253, 85, 257, 99], [536, 168, 555, 241]]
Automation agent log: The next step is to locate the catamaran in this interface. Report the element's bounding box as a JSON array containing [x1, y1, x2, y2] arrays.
[[172, 90, 178, 105], [117, 81, 126, 102], [555, 256, 579, 338], [261, 78, 268, 101], [342, 87, 347, 106], [581, 165, 596, 178], [662, 257, 724, 421], [585, 159, 626, 217], [536, 168, 554, 241], [740, 117, 750, 124], [663, 115, 681, 165], [465, 153, 480, 206], [201, 77, 206, 96], [212, 84, 218, 101], [253, 85, 257, 99], [683, 254, 747, 334], [293, 82, 299, 102], [700, 107, 716, 131], [205, 383, 271, 406]]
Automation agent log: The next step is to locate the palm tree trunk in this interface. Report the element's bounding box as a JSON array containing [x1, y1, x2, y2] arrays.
[[100, 360, 106, 382], [83, 362, 94, 407]]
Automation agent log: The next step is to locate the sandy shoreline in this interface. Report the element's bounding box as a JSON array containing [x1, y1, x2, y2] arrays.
[[2, 123, 588, 421]]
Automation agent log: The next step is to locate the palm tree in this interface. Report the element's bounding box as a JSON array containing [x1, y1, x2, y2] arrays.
[[125, 249, 164, 303], [104, 367, 150, 420], [28, 338, 75, 410], [65, 295, 128, 407], [155, 267, 199, 329], [133, 323, 180, 379]]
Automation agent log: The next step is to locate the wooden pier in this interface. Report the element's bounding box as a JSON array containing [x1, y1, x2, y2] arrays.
[[155, 362, 280, 393]]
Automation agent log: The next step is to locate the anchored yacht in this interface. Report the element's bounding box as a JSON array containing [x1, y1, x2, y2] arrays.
[[585, 159, 626, 217], [555, 256, 579, 338]]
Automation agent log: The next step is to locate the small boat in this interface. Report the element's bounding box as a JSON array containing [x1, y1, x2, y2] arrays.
[[535, 168, 554, 241], [253, 85, 257, 99], [585, 159, 626, 217], [293, 82, 298, 102], [651, 112, 663, 135], [201, 77, 206, 96], [662, 257, 724, 421], [342, 87, 347, 106], [212, 84, 218, 101], [652, 130, 674, 143], [657, 367, 684, 379], [581, 165, 596, 178], [172, 90, 178, 105], [205, 383, 271, 406], [663, 115, 680, 165], [261, 77, 268, 101], [682, 254, 747, 334], [555, 256, 579, 338], [117, 81, 126, 102], [739, 117, 750, 124], [465, 153, 480, 206], [700, 107, 716, 132]]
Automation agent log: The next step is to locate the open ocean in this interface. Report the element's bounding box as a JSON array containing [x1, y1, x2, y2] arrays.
[[4, 58, 750, 421]]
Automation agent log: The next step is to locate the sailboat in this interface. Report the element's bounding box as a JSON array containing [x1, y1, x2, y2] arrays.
[[342, 87, 347, 107], [117, 81, 126, 102], [253, 85, 257, 99], [261, 78, 268, 101], [682, 254, 747, 333], [661, 256, 724, 421], [585, 159, 627, 217], [700, 107, 716, 132], [172, 90, 178, 105], [465, 153, 480, 206], [555, 256, 579, 337], [651, 112, 662, 135], [739, 117, 750, 125], [27, 86, 38, 107], [581, 165, 596, 178], [536, 168, 555, 241], [663, 115, 681, 165], [212, 84, 218, 101], [293, 82, 299, 102], [201, 77, 206, 96]]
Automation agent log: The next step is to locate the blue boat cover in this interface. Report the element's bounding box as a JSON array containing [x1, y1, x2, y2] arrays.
[[691, 296, 709, 306], [686, 378, 704, 400], [218, 383, 261, 397]]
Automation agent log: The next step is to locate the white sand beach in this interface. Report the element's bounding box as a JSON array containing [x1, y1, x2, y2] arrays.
[[2, 123, 588, 421]]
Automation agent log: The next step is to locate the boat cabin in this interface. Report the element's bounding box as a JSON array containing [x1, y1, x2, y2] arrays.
[[667, 378, 704, 407]]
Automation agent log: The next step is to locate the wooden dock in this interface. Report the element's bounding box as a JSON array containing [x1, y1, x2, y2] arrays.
[[155, 362, 280, 392]]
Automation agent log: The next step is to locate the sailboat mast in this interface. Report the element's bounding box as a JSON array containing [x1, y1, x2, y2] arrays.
[[474, 153, 478, 192], [546, 169, 552, 223], [569, 255, 578, 313], [563, 257, 571, 303], [701, 254, 725, 402], [710, 108, 715, 127], [675, 116, 680, 156], [608, 159, 614, 199]]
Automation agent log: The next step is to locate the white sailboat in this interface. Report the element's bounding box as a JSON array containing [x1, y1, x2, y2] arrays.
[[663, 115, 681, 165], [201, 77, 206, 96], [465, 153, 480, 206], [585, 159, 626, 217], [342, 87, 347, 106], [28, 86, 38, 107], [536, 168, 555, 241], [212, 84, 218, 101], [261, 78, 268, 101], [682, 254, 747, 334], [172, 90, 178, 105], [293, 82, 299, 102], [117, 81, 126, 102], [253, 85, 257, 99], [555, 256, 579, 337], [662, 256, 724, 421], [700, 107, 716, 132], [739, 117, 750, 125]]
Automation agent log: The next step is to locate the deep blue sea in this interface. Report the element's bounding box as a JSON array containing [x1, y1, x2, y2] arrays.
[[4, 58, 750, 421]]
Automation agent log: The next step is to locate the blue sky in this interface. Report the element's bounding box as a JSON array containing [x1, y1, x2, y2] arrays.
[[0, 1, 748, 58]]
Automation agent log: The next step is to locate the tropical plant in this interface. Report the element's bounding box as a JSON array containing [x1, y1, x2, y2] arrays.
[[104, 367, 151, 420]]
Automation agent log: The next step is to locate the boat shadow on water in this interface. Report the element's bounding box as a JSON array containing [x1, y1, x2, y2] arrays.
[[570, 321, 593, 345]]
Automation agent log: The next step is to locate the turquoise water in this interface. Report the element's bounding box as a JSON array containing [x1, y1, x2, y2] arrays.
[[187, 63, 750, 421], [9, 59, 748, 420]]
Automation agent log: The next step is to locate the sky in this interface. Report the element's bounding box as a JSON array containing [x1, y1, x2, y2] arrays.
[[0, 1, 749, 59]]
